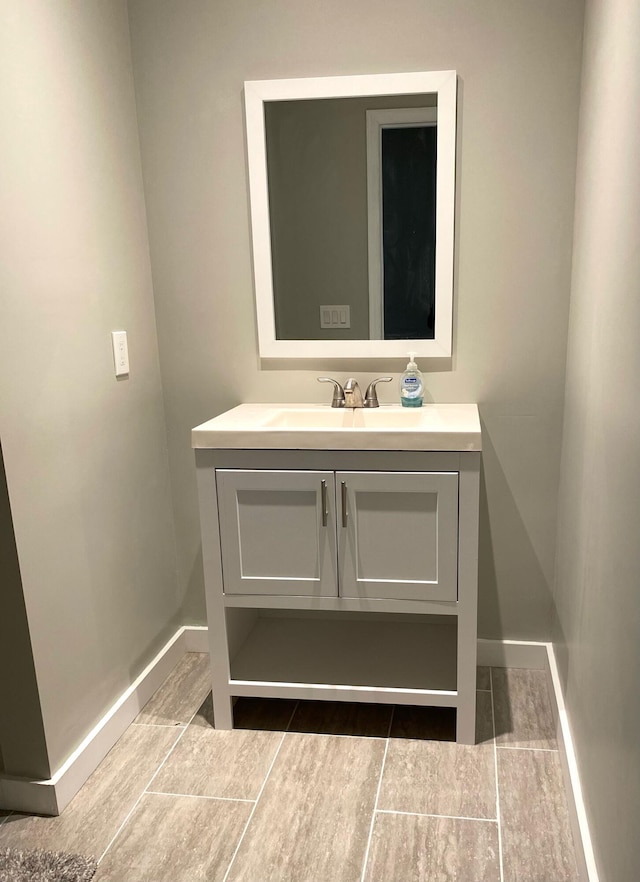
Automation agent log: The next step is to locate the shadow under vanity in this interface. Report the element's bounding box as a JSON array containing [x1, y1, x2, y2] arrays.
[[192, 403, 481, 744]]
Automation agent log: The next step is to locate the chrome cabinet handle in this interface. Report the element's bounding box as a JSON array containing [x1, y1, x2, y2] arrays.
[[321, 480, 328, 527], [341, 481, 348, 528]]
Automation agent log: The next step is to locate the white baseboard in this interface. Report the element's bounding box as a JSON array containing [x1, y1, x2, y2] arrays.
[[182, 625, 210, 653], [0, 774, 60, 817], [477, 637, 547, 668], [544, 643, 600, 882], [0, 628, 600, 882], [0, 627, 191, 816]]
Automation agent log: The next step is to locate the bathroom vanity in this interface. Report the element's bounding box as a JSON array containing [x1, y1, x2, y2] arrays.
[[192, 403, 480, 743]]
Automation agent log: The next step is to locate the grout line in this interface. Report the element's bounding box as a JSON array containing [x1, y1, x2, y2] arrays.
[[131, 722, 187, 729], [146, 790, 255, 804], [96, 699, 202, 865], [490, 668, 505, 882], [359, 706, 394, 882], [283, 729, 387, 742], [284, 700, 300, 732], [495, 744, 558, 753], [376, 809, 498, 823], [222, 731, 288, 882]]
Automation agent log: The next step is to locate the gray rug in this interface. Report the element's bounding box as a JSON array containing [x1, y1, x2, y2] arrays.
[[0, 847, 97, 882]]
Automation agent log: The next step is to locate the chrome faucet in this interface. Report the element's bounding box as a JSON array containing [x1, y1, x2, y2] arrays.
[[317, 376, 392, 408], [344, 378, 364, 408]]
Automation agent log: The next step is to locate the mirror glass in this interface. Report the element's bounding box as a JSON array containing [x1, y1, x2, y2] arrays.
[[244, 72, 457, 359]]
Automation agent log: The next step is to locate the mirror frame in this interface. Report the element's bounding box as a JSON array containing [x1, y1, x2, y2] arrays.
[[244, 70, 457, 359]]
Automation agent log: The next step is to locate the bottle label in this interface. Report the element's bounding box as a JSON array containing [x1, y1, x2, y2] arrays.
[[404, 378, 418, 385]]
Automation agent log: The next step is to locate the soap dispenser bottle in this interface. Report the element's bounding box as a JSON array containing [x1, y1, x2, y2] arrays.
[[400, 352, 424, 407]]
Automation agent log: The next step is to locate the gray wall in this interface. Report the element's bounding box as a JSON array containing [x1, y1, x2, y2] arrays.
[[553, 0, 640, 879], [0, 443, 49, 779], [128, 0, 584, 639], [0, 1, 179, 773]]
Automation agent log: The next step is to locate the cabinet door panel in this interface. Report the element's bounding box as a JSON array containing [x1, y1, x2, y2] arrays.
[[216, 470, 337, 596], [337, 471, 458, 601]]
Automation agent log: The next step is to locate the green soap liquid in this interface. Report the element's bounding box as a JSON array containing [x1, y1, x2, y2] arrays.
[[401, 397, 423, 407]]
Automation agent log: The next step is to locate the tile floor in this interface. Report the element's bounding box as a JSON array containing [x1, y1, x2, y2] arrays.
[[0, 654, 580, 881]]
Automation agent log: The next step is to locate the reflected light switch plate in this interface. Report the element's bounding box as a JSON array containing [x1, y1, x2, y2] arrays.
[[111, 330, 129, 376], [320, 305, 351, 329]]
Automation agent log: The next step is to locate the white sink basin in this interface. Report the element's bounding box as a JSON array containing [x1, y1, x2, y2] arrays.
[[192, 404, 481, 452], [263, 407, 455, 429], [264, 408, 355, 429]]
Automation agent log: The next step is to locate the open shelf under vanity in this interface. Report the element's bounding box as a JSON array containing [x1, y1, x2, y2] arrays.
[[227, 611, 458, 706]]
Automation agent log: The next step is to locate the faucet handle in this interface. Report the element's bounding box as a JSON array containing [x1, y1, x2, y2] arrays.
[[364, 377, 393, 408], [317, 377, 345, 408]]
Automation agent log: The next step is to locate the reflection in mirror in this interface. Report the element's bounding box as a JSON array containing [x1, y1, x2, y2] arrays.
[[265, 97, 438, 342], [367, 106, 437, 341], [244, 71, 457, 359]]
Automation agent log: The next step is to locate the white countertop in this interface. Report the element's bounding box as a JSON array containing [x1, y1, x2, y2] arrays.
[[192, 403, 481, 452]]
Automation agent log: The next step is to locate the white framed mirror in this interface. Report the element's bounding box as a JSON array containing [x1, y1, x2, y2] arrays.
[[244, 70, 457, 359]]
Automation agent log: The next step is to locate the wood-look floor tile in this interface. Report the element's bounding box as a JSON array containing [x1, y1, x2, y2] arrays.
[[151, 726, 282, 800], [492, 667, 557, 749], [191, 694, 297, 731], [477, 665, 491, 690], [0, 726, 179, 857], [380, 693, 496, 819], [498, 748, 579, 881], [94, 793, 252, 882], [476, 689, 495, 744], [226, 733, 385, 882], [135, 652, 211, 726], [364, 812, 500, 882], [288, 701, 392, 737]]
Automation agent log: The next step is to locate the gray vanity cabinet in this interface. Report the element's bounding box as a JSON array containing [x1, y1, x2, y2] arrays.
[[216, 468, 458, 603], [337, 471, 458, 602], [194, 445, 480, 745], [216, 469, 338, 597]]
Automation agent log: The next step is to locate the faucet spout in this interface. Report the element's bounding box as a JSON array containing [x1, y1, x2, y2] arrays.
[[344, 378, 364, 408]]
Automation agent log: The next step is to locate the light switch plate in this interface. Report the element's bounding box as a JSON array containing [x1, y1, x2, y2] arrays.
[[111, 330, 129, 376], [320, 305, 351, 329]]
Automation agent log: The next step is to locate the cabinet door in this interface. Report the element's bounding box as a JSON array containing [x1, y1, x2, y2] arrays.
[[337, 471, 458, 602], [216, 470, 338, 596]]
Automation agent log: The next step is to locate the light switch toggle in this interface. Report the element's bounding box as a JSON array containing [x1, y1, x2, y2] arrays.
[[320, 305, 351, 329], [111, 330, 130, 376]]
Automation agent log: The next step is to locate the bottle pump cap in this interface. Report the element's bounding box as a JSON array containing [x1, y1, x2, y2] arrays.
[[407, 351, 418, 369]]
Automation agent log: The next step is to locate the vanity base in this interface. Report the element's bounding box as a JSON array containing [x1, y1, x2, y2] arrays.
[[195, 446, 480, 745]]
